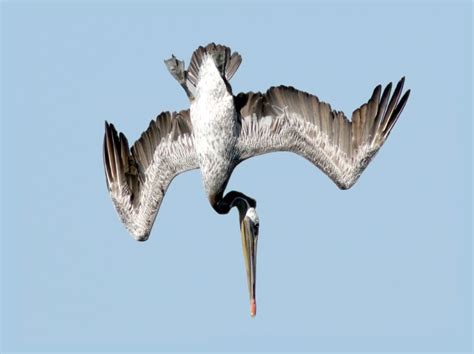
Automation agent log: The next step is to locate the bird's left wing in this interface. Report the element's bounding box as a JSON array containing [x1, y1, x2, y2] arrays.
[[235, 78, 410, 189], [103, 110, 198, 241]]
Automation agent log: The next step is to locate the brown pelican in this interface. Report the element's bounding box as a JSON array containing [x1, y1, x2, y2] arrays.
[[103, 43, 410, 317]]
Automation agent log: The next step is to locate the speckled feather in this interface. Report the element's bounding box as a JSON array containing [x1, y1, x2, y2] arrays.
[[190, 54, 240, 197], [103, 111, 197, 240], [235, 79, 410, 189]]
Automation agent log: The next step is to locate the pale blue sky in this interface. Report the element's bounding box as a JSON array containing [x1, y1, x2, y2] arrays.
[[1, 1, 472, 353]]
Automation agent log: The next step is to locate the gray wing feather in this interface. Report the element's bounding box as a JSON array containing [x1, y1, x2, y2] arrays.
[[103, 110, 198, 241], [235, 78, 410, 189]]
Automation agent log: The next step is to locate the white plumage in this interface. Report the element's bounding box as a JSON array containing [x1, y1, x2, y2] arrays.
[[191, 55, 238, 197]]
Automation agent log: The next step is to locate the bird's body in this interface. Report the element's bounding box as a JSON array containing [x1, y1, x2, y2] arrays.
[[103, 43, 410, 317], [190, 55, 238, 199]]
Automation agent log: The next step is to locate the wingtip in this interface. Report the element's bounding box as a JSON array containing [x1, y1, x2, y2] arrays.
[[400, 89, 411, 105], [373, 84, 382, 99], [393, 77, 405, 96], [118, 131, 129, 147], [109, 122, 117, 133], [381, 82, 393, 100], [398, 76, 406, 86]]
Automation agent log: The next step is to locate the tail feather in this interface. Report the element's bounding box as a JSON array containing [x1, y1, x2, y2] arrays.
[[165, 43, 241, 100], [187, 43, 242, 87]]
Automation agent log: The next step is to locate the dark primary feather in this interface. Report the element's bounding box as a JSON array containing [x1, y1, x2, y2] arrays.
[[235, 78, 410, 189]]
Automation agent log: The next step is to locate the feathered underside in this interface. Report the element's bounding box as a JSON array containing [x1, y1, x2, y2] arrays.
[[103, 110, 198, 240], [235, 78, 410, 189]]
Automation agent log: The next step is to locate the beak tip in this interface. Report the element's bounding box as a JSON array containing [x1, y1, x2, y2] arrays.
[[250, 299, 256, 317]]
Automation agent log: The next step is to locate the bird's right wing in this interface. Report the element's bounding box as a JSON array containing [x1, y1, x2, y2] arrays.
[[235, 78, 410, 189], [103, 110, 198, 241]]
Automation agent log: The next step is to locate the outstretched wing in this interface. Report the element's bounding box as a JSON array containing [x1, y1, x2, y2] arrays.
[[103, 110, 198, 241], [235, 78, 410, 189]]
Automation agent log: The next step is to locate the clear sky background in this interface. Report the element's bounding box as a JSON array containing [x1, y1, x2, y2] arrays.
[[1, 1, 472, 353]]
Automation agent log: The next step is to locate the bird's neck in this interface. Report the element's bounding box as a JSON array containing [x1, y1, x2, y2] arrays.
[[211, 191, 257, 217]]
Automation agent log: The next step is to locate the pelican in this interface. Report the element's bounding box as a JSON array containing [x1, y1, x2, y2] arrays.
[[103, 43, 410, 317]]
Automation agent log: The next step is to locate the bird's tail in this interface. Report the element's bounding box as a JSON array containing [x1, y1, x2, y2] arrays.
[[164, 43, 242, 99]]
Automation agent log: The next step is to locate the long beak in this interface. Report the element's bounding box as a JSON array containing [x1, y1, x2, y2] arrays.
[[240, 209, 259, 317]]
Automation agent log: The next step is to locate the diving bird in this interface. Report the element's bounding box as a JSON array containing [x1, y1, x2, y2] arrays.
[[103, 43, 410, 317]]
